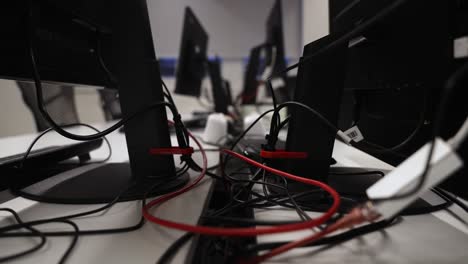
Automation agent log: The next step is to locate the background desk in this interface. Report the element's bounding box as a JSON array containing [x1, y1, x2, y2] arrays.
[[1, 123, 467, 263]]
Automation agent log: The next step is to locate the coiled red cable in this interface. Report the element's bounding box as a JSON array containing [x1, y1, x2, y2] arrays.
[[142, 138, 341, 236]]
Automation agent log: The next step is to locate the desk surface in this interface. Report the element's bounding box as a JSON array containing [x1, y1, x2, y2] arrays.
[[1, 123, 467, 264]]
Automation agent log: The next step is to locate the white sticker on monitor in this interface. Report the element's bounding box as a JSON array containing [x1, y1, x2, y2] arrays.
[[344, 126, 364, 142]]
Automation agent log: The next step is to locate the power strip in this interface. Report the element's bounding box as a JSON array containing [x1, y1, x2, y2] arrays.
[[367, 138, 464, 219]]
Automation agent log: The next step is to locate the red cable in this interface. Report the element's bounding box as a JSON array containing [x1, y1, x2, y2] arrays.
[[143, 145, 341, 236], [242, 205, 381, 264], [242, 223, 342, 264], [141, 121, 208, 227]]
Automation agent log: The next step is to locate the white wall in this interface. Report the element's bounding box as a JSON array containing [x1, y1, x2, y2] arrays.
[[0, 80, 106, 138], [0, 80, 35, 137], [148, 0, 302, 58], [302, 0, 329, 47]]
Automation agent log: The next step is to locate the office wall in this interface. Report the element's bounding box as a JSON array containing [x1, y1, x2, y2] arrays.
[[302, 0, 329, 46], [0, 80, 36, 137], [148, 0, 302, 58], [0, 80, 106, 138]]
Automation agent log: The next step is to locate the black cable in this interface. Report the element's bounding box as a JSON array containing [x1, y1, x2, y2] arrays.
[[219, 165, 321, 215], [0, 219, 144, 239], [242, 217, 402, 255], [356, 140, 409, 159], [229, 109, 275, 150], [95, 30, 119, 88], [0, 183, 131, 234], [277, 115, 291, 131], [0, 188, 147, 236], [275, 101, 339, 134], [328, 171, 385, 177], [1, 154, 194, 239], [201, 216, 299, 227], [0, 208, 46, 263], [357, 88, 428, 154], [266, 80, 278, 114], [175, 165, 190, 178], [266, 171, 311, 221], [267, 101, 341, 149], [17, 123, 112, 169], [434, 188, 468, 214], [55, 220, 79, 264], [156, 233, 194, 264], [207, 164, 220, 171], [161, 80, 176, 108], [222, 174, 294, 195], [220, 155, 326, 216], [0, 209, 80, 264], [214, 170, 326, 216]]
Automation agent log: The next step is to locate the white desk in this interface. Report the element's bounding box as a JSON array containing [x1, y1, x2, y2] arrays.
[[1, 123, 467, 264]]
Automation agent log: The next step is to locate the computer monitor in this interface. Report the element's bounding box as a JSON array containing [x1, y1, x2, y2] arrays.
[[265, 0, 287, 77], [207, 58, 229, 114], [174, 7, 208, 97], [331, 0, 456, 161], [242, 0, 289, 102], [241, 45, 263, 105], [330, 0, 468, 199], [173, 7, 231, 117], [0, 0, 188, 203]]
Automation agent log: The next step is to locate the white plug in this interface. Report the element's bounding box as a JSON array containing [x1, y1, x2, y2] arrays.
[[366, 138, 464, 219], [202, 113, 228, 145]]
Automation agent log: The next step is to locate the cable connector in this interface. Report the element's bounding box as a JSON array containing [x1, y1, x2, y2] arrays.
[[336, 130, 353, 145], [367, 138, 464, 219]]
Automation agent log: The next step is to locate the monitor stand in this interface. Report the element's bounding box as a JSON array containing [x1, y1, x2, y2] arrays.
[[11, 163, 189, 204]]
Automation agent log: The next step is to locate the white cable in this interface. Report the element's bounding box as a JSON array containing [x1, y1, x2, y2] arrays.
[[336, 130, 353, 145], [448, 117, 468, 149]]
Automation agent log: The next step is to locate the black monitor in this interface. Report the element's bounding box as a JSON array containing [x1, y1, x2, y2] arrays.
[[241, 45, 263, 105], [331, 0, 457, 161], [207, 58, 229, 114], [265, 0, 287, 76], [0, 0, 188, 203], [174, 7, 208, 97], [0, 1, 112, 87], [244, 0, 288, 102], [330, 0, 468, 199], [174, 7, 231, 116]]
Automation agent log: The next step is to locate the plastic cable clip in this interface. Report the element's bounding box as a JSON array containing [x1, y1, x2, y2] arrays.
[[149, 147, 194, 156], [260, 149, 308, 159]]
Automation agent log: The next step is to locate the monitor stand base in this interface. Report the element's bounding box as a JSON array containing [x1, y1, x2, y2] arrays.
[[11, 162, 189, 204]]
